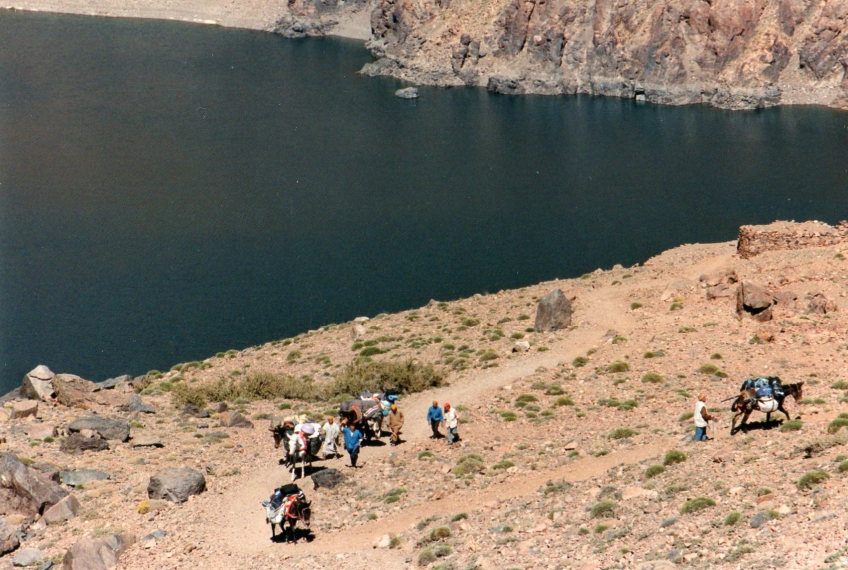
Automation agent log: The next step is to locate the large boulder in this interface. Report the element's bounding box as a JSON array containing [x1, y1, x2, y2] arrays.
[[60, 434, 109, 454], [147, 468, 206, 503], [534, 289, 573, 332], [43, 495, 81, 525], [95, 375, 132, 391], [62, 533, 134, 570], [736, 281, 775, 322], [67, 417, 130, 442], [20, 365, 55, 402], [0, 453, 68, 517], [9, 400, 39, 420], [60, 470, 110, 488], [120, 393, 155, 414], [220, 412, 253, 428], [53, 374, 101, 409], [0, 517, 20, 555]]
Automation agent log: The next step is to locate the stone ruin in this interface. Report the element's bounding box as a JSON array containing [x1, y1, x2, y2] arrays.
[[737, 220, 848, 259]]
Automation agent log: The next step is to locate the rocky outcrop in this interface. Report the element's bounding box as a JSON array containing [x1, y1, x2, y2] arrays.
[[42, 495, 81, 525], [63, 533, 135, 570], [67, 417, 130, 442], [53, 374, 102, 409], [147, 468, 206, 503], [362, 0, 848, 110], [20, 365, 55, 402], [534, 289, 573, 332], [0, 454, 68, 518], [736, 280, 775, 321]]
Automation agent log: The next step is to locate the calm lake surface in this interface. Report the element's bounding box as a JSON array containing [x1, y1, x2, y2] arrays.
[[1, 11, 847, 393]]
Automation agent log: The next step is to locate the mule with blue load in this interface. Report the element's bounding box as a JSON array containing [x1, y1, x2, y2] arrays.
[[730, 376, 803, 435]]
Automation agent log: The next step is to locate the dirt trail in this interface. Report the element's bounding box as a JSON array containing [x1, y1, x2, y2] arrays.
[[214, 286, 642, 559]]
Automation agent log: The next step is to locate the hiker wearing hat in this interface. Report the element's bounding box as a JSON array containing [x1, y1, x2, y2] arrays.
[[693, 393, 715, 441], [443, 402, 460, 445], [426, 400, 444, 439], [388, 403, 405, 446], [320, 416, 340, 459]]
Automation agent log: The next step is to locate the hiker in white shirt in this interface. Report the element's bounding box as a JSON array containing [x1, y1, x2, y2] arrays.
[[693, 393, 714, 441], [443, 402, 460, 445], [320, 416, 340, 459]]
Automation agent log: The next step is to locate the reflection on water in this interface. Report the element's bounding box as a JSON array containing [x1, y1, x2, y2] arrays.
[[1, 11, 847, 390]]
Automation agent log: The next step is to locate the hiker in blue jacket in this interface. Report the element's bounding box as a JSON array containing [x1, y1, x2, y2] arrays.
[[342, 420, 364, 468], [426, 400, 444, 439]]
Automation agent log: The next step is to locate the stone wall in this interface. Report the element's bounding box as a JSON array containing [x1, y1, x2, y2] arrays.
[[737, 220, 848, 259]]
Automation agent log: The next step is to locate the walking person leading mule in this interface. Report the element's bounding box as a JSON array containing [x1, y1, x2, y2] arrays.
[[693, 393, 715, 441]]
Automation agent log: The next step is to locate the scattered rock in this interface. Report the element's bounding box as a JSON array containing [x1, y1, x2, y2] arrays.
[[12, 547, 43, 567], [60, 470, 110, 487], [312, 468, 345, 489], [749, 511, 772, 528], [121, 393, 155, 414], [0, 453, 68, 518], [147, 468, 206, 503], [736, 281, 775, 322], [394, 86, 419, 99], [351, 323, 367, 339], [182, 405, 210, 418], [9, 400, 39, 420], [42, 495, 81, 525], [534, 289, 573, 332], [62, 533, 134, 570], [59, 433, 109, 454], [67, 417, 130, 442], [95, 375, 132, 390], [131, 435, 164, 448], [512, 341, 530, 353], [214, 402, 228, 413], [52, 374, 100, 408], [660, 278, 694, 301], [807, 292, 837, 314], [0, 517, 20, 555], [140, 529, 167, 541], [220, 412, 253, 428], [374, 533, 392, 548], [20, 365, 55, 402]]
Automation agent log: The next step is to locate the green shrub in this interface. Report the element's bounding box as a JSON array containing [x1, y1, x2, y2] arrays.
[[454, 455, 485, 477], [838, 460, 848, 473], [418, 548, 436, 566], [678, 411, 694, 422], [499, 411, 517, 422], [642, 373, 663, 384], [590, 500, 617, 518], [429, 526, 452, 541], [607, 361, 630, 373], [780, 419, 803, 432], [478, 349, 499, 362], [515, 394, 538, 405], [451, 512, 468, 522], [724, 511, 742, 526], [382, 488, 407, 503], [573, 356, 588, 368], [697, 363, 720, 375], [360, 346, 386, 357], [679, 497, 715, 514], [331, 359, 444, 398], [797, 470, 829, 490], [663, 450, 687, 466], [644, 465, 666, 479], [554, 396, 574, 407], [544, 385, 565, 396], [827, 416, 848, 434], [609, 427, 638, 440], [831, 381, 848, 390], [492, 460, 515, 470], [630, 302, 643, 310]]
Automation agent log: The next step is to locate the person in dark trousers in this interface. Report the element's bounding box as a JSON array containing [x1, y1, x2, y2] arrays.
[[426, 400, 444, 438], [342, 420, 364, 467]]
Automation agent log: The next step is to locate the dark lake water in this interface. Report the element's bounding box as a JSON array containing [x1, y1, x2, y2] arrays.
[[1, 11, 847, 393]]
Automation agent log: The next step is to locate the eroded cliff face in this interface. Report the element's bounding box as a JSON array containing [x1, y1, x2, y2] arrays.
[[357, 0, 848, 109]]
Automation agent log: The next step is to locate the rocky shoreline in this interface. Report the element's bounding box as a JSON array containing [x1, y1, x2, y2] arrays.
[[4, 220, 848, 569], [6, 0, 848, 111]]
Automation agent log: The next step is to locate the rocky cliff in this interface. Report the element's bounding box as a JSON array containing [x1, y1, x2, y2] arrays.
[[353, 0, 848, 109]]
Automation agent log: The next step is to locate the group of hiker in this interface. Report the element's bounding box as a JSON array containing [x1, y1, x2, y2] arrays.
[[298, 399, 461, 469]]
